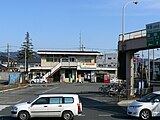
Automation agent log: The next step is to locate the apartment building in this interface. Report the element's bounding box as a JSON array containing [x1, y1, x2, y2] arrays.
[[96, 53, 118, 78]]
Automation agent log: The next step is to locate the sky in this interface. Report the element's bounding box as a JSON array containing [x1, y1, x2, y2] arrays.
[[0, 0, 160, 54]]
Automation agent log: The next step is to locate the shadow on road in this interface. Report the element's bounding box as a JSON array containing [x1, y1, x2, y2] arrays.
[[0, 116, 62, 120]]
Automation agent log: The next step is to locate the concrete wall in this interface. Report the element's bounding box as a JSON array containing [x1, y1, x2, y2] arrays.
[[0, 72, 10, 82]]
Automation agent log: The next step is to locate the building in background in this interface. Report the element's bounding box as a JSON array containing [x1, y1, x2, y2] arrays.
[[28, 50, 118, 83], [0, 50, 119, 83], [33, 50, 101, 83], [96, 52, 118, 79]]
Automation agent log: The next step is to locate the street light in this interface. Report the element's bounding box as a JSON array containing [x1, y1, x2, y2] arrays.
[[122, 1, 138, 45], [121, 0, 138, 100]]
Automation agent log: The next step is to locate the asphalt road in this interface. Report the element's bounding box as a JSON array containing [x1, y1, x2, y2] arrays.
[[0, 83, 139, 120]]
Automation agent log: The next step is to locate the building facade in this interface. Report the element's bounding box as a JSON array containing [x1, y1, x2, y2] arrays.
[[32, 50, 101, 83], [96, 53, 118, 79]]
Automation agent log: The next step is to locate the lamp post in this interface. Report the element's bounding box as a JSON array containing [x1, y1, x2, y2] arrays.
[[121, 0, 138, 100], [122, 1, 138, 45]]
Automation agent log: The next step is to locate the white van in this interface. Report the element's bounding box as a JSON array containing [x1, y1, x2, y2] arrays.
[[11, 94, 82, 120]]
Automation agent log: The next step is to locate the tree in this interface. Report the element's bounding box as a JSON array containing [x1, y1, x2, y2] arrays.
[[17, 32, 35, 73]]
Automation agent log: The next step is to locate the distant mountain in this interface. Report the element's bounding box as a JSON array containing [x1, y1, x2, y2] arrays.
[[0, 52, 40, 59]]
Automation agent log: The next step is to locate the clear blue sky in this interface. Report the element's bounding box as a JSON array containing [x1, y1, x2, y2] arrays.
[[0, 0, 159, 52]]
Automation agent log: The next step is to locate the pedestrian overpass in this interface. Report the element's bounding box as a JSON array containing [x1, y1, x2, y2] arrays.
[[118, 22, 160, 96]]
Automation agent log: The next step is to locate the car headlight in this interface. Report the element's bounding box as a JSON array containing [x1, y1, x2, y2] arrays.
[[12, 106, 18, 111], [129, 105, 142, 108]]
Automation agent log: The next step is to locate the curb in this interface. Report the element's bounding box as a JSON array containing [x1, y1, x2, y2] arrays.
[[117, 100, 135, 106], [0, 85, 29, 93]]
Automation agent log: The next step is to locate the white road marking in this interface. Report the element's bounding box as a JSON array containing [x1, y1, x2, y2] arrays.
[[98, 114, 127, 117], [98, 114, 113, 117], [6, 100, 23, 104], [78, 114, 85, 116], [42, 87, 59, 94], [0, 105, 10, 111]]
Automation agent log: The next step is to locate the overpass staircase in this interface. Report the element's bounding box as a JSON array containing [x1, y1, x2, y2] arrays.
[[43, 63, 61, 79]]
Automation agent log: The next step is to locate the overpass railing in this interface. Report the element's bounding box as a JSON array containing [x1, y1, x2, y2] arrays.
[[119, 29, 146, 41]]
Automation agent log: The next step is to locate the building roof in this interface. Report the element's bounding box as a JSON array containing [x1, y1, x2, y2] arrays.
[[0, 64, 7, 70], [37, 50, 101, 56]]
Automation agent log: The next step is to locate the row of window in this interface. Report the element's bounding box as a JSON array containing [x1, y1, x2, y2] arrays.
[[97, 64, 117, 68], [46, 58, 92, 63], [34, 97, 74, 104]]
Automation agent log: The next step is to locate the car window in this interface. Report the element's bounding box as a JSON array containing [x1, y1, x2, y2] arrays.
[[34, 97, 49, 104], [35, 76, 39, 79], [152, 95, 160, 102], [138, 93, 157, 102], [64, 97, 74, 103], [49, 97, 62, 104]]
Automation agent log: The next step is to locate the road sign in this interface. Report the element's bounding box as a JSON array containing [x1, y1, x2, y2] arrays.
[[146, 22, 160, 47]]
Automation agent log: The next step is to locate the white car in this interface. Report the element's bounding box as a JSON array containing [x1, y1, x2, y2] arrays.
[[29, 76, 47, 84], [110, 78, 122, 84], [11, 94, 82, 120], [127, 91, 160, 120]]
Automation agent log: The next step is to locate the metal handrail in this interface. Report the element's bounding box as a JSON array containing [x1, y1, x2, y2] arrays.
[[119, 29, 146, 41]]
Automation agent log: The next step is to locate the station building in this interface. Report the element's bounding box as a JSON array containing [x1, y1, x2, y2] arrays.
[[28, 50, 117, 83], [29, 50, 100, 82]]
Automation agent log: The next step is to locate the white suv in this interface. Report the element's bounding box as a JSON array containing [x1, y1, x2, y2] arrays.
[[11, 94, 82, 120], [127, 91, 160, 120]]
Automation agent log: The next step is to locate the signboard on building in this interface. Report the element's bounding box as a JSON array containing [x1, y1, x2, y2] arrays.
[[146, 22, 160, 47], [78, 63, 96, 69]]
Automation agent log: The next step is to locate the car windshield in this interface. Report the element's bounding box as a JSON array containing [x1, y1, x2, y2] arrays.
[[138, 93, 157, 102], [27, 96, 39, 104]]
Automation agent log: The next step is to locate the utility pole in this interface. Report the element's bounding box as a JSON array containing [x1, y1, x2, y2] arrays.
[[79, 31, 82, 51], [140, 51, 144, 98], [7, 43, 10, 71], [152, 49, 155, 80], [148, 49, 150, 87]]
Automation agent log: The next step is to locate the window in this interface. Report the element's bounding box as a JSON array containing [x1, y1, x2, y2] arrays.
[[46, 58, 53, 62], [49, 97, 62, 104], [64, 97, 74, 103], [54, 58, 60, 62], [70, 57, 75, 62], [108, 57, 112, 60], [34, 97, 49, 104], [62, 58, 69, 62]]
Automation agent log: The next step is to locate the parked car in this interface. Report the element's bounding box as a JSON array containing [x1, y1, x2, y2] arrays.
[[29, 76, 47, 84], [127, 91, 160, 120], [110, 78, 122, 84], [11, 94, 82, 120]]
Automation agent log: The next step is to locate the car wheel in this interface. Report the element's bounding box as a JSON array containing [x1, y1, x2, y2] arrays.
[[62, 111, 73, 120], [18, 111, 30, 120], [31, 81, 35, 84], [140, 109, 151, 120], [42, 81, 46, 84]]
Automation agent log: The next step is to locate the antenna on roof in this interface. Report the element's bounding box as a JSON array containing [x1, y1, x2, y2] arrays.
[[79, 31, 82, 51], [79, 31, 85, 51]]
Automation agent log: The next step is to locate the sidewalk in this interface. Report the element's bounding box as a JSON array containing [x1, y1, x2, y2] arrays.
[[117, 99, 135, 106], [117, 97, 140, 106]]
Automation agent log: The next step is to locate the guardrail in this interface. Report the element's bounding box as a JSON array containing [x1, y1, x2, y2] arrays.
[[119, 29, 146, 41]]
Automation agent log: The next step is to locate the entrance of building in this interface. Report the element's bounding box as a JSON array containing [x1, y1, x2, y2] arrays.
[[77, 71, 91, 82]]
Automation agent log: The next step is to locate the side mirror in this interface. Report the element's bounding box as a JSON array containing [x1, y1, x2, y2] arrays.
[[154, 99, 159, 102]]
